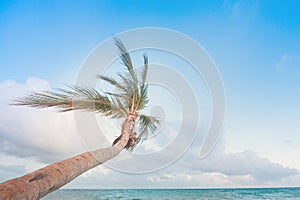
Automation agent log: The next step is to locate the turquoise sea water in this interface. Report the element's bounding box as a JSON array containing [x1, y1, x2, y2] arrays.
[[43, 188, 300, 200]]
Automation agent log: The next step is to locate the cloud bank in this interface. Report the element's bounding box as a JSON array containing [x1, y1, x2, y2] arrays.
[[187, 150, 297, 181], [0, 78, 83, 163]]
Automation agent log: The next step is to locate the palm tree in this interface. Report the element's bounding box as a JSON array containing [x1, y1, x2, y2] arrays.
[[0, 38, 160, 199]]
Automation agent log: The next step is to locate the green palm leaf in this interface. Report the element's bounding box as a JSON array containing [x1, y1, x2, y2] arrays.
[[97, 75, 126, 91], [141, 54, 148, 85], [114, 37, 137, 85], [12, 85, 126, 118], [136, 114, 160, 144]]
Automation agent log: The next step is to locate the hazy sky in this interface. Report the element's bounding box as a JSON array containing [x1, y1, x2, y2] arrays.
[[0, 0, 300, 188]]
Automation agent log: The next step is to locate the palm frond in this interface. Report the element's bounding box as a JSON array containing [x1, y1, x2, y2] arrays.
[[97, 41, 150, 113], [104, 92, 124, 98], [136, 85, 149, 110], [141, 54, 148, 85], [117, 73, 136, 93], [114, 38, 137, 84], [110, 97, 128, 118], [97, 75, 126, 91], [12, 85, 127, 118], [136, 114, 160, 144], [13, 92, 70, 109], [116, 73, 137, 108], [133, 54, 149, 111]]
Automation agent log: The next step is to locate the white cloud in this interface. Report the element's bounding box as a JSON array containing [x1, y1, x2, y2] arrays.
[[225, 0, 258, 23], [67, 168, 237, 189], [275, 54, 293, 72], [147, 172, 193, 183], [81, 165, 112, 178], [0, 78, 84, 163], [182, 148, 297, 181]]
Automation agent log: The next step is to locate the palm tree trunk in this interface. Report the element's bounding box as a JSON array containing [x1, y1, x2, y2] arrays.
[[0, 118, 134, 199]]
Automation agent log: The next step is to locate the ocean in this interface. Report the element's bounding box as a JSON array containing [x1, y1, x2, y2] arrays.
[[42, 188, 300, 199]]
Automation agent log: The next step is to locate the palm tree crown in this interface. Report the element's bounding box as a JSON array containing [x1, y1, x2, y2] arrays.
[[14, 38, 160, 150]]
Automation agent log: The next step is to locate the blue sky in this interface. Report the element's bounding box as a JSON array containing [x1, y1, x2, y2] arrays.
[[0, 0, 300, 188]]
